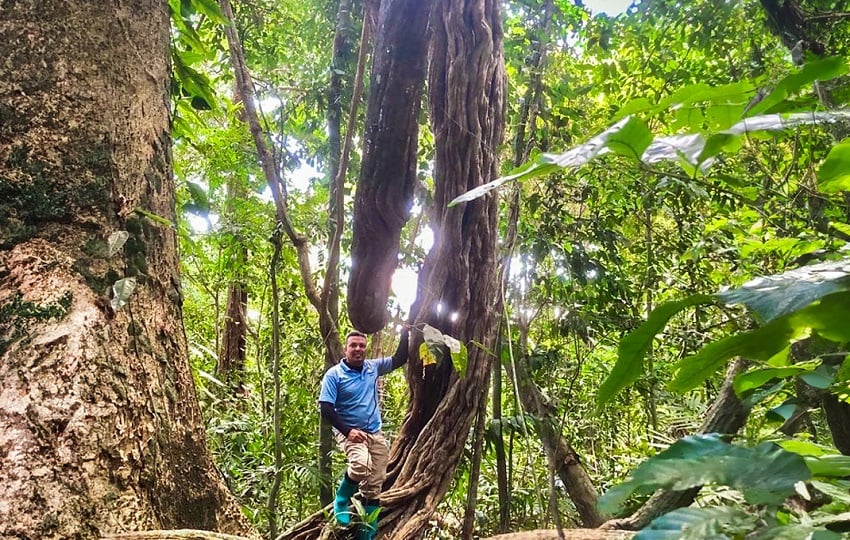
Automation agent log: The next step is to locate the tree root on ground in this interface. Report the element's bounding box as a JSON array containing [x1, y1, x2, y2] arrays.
[[482, 529, 633, 540]]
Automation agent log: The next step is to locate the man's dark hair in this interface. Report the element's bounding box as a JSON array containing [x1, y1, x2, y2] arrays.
[[345, 330, 367, 341]]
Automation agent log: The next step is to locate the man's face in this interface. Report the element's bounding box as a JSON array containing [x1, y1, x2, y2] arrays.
[[345, 335, 367, 367]]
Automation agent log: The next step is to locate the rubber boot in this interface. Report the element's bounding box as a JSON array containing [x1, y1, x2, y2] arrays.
[[333, 474, 358, 526], [358, 503, 380, 540]]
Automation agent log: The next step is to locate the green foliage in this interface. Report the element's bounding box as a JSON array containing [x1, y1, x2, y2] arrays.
[[452, 58, 849, 207], [716, 259, 850, 323], [596, 294, 715, 409], [420, 323, 470, 377], [599, 434, 811, 514], [634, 507, 757, 540], [818, 138, 850, 193], [599, 260, 850, 400]]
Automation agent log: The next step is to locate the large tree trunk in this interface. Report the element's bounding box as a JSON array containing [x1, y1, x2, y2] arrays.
[[346, 0, 431, 333], [281, 1, 505, 538], [379, 0, 506, 536], [0, 2, 251, 538]]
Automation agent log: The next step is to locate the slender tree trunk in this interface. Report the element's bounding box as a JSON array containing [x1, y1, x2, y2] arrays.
[[217, 89, 250, 392], [514, 327, 604, 527], [0, 2, 251, 537], [462, 392, 489, 539], [494, 335, 511, 533], [318, 0, 357, 507], [218, 281, 248, 389]]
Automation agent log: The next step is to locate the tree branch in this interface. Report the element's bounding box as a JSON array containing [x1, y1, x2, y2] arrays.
[[807, 11, 850, 24]]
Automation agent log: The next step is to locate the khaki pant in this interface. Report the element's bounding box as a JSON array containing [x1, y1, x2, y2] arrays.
[[335, 430, 389, 500]]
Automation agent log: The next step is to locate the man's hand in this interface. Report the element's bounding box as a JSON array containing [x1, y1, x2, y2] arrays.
[[347, 428, 367, 443]]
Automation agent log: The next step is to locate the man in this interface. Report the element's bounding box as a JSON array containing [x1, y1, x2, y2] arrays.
[[319, 328, 410, 539]]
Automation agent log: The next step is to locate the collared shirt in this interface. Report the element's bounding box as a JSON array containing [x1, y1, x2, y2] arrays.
[[319, 356, 394, 433]]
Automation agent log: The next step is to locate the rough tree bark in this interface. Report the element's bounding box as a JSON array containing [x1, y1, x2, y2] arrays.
[[378, 0, 506, 536], [283, 0, 505, 537], [218, 282, 248, 389], [0, 1, 251, 538], [346, 0, 431, 333]]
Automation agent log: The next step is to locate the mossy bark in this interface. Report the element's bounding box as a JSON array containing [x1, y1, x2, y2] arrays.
[[0, 2, 252, 537]]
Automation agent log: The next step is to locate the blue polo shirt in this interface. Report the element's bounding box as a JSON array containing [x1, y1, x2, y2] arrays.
[[319, 356, 394, 434]]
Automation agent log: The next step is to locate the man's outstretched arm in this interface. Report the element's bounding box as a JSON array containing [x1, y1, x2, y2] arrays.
[[391, 327, 410, 370]]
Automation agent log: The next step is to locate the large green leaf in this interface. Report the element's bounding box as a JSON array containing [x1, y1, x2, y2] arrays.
[[599, 435, 811, 514], [596, 294, 715, 409], [671, 291, 850, 392], [614, 81, 755, 124], [420, 324, 468, 376], [449, 116, 637, 206], [717, 259, 850, 323], [751, 524, 843, 540], [819, 138, 850, 193], [696, 112, 850, 165], [733, 365, 815, 397], [670, 318, 809, 392], [605, 115, 653, 159], [805, 455, 850, 477], [635, 507, 756, 540], [451, 109, 850, 206], [745, 56, 849, 117]]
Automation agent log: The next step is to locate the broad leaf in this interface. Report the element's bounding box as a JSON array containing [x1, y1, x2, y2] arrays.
[[420, 324, 469, 376], [635, 507, 756, 540], [805, 455, 850, 477], [810, 481, 850, 504], [450, 340, 469, 378], [191, 0, 227, 24], [778, 439, 835, 457], [696, 111, 850, 165], [819, 138, 850, 193], [449, 117, 634, 206], [746, 56, 849, 117], [596, 294, 715, 409], [671, 291, 850, 392], [599, 435, 810, 513], [419, 342, 437, 367], [605, 116, 653, 159], [717, 259, 850, 323], [752, 524, 842, 540], [642, 133, 707, 169], [733, 365, 815, 397], [452, 110, 850, 206], [688, 328, 802, 390]]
